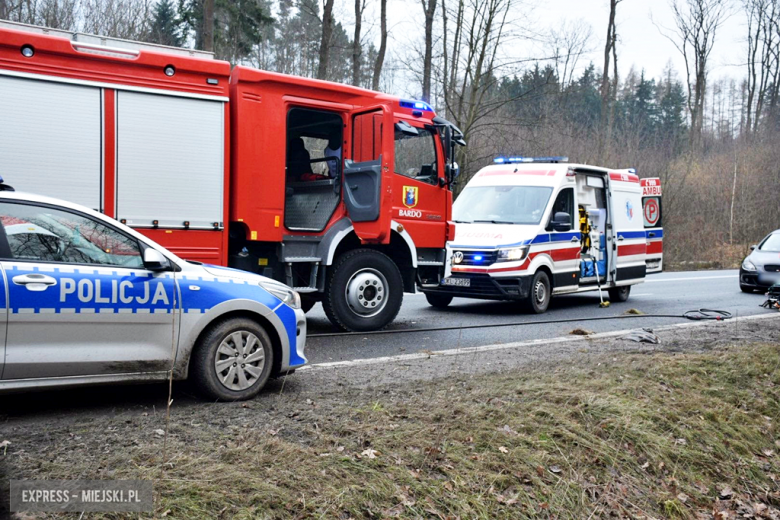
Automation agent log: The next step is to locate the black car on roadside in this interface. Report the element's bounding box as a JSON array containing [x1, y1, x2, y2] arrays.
[[740, 229, 780, 292]]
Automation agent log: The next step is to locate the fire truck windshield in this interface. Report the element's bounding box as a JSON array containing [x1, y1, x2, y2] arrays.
[[453, 185, 553, 225]]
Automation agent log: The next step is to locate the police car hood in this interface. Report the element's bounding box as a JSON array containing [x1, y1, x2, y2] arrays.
[[451, 222, 539, 249]]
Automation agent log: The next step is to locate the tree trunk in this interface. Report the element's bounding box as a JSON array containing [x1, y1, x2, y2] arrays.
[[352, 0, 363, 86], [371, 0, 387, 90], [202, 0, 215, 52], [597, 0, 617, 163], [317, 0, 335, 80], [421, 0, 437, 102]]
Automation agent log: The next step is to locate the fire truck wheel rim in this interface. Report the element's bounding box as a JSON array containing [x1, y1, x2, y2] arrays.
[[213, 330, 265, 391], [345, 268, 389, 317]]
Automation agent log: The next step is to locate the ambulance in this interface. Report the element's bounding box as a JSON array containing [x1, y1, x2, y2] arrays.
[[421, 157, 663, 312]]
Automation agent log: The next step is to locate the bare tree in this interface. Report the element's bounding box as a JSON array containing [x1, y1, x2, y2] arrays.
[[203, 0, 215, 52], [371, 0, 387, 90], [352, 0, 364, 86], [597, 0, 620, 163], [743, 0, 780, 133], [80, 0, 153, 40], [316, 0, 335, 80], [421, 0, 437, 102], [660, 0, 730, 150]]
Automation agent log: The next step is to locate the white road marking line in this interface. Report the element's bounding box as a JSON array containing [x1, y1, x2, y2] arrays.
[[646, 275, 736, 283], [299, 312, 780, 371]]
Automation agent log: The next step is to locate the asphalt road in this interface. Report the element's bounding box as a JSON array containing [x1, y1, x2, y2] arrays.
[[303, 269, 772, 365]]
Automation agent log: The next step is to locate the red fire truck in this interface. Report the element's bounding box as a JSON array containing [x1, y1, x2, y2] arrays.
[[0, 21, 464, 331]]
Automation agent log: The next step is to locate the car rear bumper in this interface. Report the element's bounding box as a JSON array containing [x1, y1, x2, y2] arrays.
[[422, 274, 533, 300]]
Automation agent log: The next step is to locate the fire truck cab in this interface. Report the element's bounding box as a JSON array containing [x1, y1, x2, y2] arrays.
[[424, 157, 663, 312], [0, 20, 464, 332]]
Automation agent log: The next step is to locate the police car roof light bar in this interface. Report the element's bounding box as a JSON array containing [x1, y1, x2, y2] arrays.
[[494, 156, 569, 164]]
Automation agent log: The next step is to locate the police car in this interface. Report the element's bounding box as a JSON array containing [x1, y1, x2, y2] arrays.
[[0, 181, 306, 401]]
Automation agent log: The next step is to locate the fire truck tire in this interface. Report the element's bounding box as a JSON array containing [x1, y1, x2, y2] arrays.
[[323, 249, 404, 332], [425, 293, 453, 308], [190, 317, 274, 401], [608, 285, 631, 302], [300, 296, 317, 313], [526, 270, 551, 314]]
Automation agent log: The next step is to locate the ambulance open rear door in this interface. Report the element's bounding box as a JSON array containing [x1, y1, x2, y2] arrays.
[[641, 178, 663, 273]]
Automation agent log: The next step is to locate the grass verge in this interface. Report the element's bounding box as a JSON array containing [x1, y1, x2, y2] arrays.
[[7, 342, 780, 519]]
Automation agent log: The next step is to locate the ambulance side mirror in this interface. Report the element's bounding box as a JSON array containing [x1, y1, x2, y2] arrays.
[[143, 248, 171, 271], [551, 212, 572, 232]]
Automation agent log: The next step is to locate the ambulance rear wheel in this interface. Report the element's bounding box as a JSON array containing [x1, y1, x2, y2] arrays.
[[323, 249, 403, 332], [425, 293, 453, 308], [191, 317, 274, 401], [526, 270, 551, 314], [608, 285, 631, 302]]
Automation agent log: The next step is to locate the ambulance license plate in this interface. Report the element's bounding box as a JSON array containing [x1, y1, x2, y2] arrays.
[[442, 277, 470, 287]]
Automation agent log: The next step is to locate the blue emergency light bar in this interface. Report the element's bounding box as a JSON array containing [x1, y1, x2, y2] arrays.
[[400, 100, 434, 112], [494, 156, 569, 164]]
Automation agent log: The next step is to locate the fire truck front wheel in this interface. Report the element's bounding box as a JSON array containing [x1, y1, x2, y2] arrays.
[[323, 249, 404, 332]]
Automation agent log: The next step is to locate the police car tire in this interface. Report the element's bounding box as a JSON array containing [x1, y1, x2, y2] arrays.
[[608, 285, 631, 302], [425, 293, 453, 308], [191, 318, 274, 401], [323, 249, 403, 332], [526, 270, 551, 314]]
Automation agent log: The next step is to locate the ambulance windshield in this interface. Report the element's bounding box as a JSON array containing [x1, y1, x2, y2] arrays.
[[453, 185, 553, 225]]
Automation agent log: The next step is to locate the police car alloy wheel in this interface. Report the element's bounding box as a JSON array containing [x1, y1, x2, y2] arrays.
[[323, 248, 403, 332], [191, 317, 274, 401]]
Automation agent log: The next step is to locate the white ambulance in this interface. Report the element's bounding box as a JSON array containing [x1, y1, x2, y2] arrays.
[[422, 157, 663, 312]]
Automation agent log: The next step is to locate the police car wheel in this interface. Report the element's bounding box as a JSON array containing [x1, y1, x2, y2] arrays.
[[526, 270, 551, 314], [608, 285, 631, 302], [323, 248, 403, 332], [425, 293, 453, 308], [191, 318, 274, 401]]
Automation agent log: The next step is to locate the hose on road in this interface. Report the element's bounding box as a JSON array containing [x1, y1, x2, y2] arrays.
[[309, 309, 734, 338]]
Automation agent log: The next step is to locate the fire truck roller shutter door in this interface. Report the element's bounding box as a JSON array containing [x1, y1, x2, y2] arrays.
[[115, 92, 224, 230], [0, 76, 101, 210]]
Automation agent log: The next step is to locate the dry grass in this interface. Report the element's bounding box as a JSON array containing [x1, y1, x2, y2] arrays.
[[8, 342, 780, 519]]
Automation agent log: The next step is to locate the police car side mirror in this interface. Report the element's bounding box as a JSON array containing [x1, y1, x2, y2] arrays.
[[551, 212, 572, 232], [143, 248, 170, 271], [750, 244, 757, 251]]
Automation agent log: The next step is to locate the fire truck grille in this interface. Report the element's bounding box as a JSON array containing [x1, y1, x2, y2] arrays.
[[454, 250, 498, 266]]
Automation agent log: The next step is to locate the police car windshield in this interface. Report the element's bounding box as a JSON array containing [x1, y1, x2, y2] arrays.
[[759, 233, 780, 252], [453, 186, 553, 225]]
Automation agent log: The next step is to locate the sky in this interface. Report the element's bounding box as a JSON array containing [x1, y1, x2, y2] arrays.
[[507, 0, 746, 83], [366, 0, 749, 96]]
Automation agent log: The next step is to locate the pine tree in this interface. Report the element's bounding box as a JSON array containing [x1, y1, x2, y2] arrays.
[[149, 0, 183, 47]]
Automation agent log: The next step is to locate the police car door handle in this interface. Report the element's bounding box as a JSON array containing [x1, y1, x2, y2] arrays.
[[12, 274, 57, 289]]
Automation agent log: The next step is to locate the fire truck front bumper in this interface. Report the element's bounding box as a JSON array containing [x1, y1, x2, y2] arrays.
[[423, 273, 533, 301]]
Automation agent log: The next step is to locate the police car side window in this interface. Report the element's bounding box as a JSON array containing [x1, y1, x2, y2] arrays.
[[0, 202, 145, 269]]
